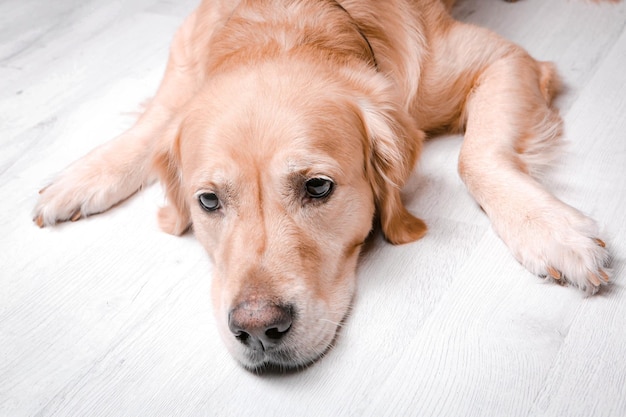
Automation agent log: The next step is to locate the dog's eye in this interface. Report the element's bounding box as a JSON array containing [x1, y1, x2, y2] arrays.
[[198, 192, 220, 212], [305, 177, 334, 199]]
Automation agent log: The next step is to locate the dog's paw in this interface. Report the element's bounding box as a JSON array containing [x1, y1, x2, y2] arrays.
[[33, 153, 143, 227], [33, 171, 107, 227], [499, 203, 611, 294]]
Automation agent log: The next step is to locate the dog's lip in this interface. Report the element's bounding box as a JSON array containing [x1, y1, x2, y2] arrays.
[[238, 336, 326, 372], [239, 333, 338, 372], [243, 349, 322, 373], [241, 347, 305, 371]]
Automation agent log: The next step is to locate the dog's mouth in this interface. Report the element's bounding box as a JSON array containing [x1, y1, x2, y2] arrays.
[[241, 346, 309, 372], [239, 338, 337, 373], [226, 307, 346, 372]]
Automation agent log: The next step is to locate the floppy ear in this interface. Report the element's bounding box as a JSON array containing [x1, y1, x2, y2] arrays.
[[151, 125, 191, 236], [358, 98, 427, 244]]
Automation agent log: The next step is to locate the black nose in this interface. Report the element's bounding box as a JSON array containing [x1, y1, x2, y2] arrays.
[[228, 302, 293, 351]]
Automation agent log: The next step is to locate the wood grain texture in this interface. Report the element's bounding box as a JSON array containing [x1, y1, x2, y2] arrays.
[[1, 0, 625, 416]]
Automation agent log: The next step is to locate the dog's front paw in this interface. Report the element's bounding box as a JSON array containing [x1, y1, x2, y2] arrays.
[[499, 203, 611, 294], [33, 153, 142, 227], [33, 170, 105, 227]]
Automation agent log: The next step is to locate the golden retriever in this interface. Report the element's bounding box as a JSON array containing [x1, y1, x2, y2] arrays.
[[33, 0, 611, 370]]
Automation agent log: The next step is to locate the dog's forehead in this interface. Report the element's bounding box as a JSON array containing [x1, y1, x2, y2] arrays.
[[182, 82, 366, 182]]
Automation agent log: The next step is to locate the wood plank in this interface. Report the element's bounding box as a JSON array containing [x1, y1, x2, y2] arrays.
[[1, 0, 625, 416]]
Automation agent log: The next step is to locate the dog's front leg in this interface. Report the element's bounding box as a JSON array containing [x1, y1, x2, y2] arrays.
[[458, 52, 611, 293], [33, 9, 206, 227], [33, 109, 173, 227]]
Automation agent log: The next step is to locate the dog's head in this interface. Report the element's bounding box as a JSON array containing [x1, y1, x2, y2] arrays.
[[152, 58, 426, 370]]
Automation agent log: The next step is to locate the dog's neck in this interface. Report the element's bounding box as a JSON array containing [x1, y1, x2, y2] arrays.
[[207, 0, 378, 73]]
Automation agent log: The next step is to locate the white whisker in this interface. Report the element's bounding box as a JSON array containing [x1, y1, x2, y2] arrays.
[[319, 318, 343, 327]]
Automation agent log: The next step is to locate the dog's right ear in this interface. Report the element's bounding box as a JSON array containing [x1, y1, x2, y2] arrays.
[[151, 125, 191, 236]]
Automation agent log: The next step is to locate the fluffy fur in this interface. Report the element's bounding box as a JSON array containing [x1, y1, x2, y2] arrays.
[[34, 0, 611, 369]]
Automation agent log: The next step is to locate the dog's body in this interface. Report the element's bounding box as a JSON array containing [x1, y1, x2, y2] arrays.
[[34, 0, 610, 369]]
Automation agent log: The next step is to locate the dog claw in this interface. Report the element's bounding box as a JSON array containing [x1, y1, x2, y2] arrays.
[[70, 210, 82, 222], [599, 270, 610, 283], [34, 215, 44, 228], [589, 273, 602, 287], [594, 238, 606, 248], [547, 266, 561, 280]]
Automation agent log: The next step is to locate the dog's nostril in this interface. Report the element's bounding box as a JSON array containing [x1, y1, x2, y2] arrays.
[[265, 325, 291, 341], [235, 331, 250, 344], [228, 302, 293, 350]]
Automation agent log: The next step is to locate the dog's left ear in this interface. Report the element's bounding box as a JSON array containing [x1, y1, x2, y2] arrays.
[[151, 124, 192, 236], [357, 96, 427, 244]]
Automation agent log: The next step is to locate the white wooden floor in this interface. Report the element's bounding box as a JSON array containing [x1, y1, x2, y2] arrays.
[[2, 0, 626, 416]]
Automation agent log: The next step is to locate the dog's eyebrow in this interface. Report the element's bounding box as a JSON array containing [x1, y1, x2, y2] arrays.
[[192, 172, 235, 194], [285, 156, 345, 178]]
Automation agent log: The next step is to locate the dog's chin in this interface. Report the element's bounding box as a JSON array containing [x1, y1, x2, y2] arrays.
[[237, 348, 323, 374], [232, 340, 334, 373], [227, 324, 341, 373]]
